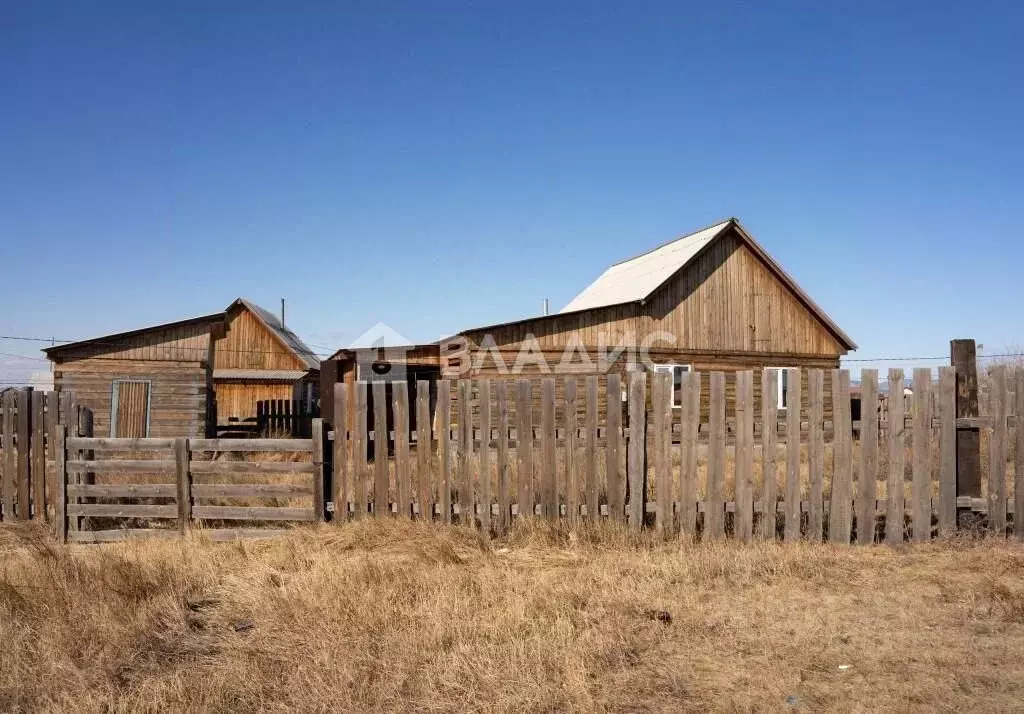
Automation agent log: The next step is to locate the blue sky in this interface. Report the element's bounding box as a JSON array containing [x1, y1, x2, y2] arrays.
[[2, 1, 1022, 384]]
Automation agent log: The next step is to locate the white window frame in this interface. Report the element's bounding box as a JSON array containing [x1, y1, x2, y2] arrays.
[[653, 363, 693, 408], [766, 367, 795, 410]]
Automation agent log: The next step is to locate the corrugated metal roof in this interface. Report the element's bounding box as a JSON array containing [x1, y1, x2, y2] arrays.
[[213, 368, 309, 380], [230, 299, 321, 370], [561, 220, 732, 313]]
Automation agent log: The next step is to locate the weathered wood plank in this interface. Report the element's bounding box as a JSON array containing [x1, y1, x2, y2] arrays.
[[188, 461, 314, 475], [627, 371, 647, 531], [354, 382, 369, 519], [68, 483, 177, 498], [68, 503, 179, 518], [937, 367, 956, 537], [653, 371, 672, 533], [45, 390, 58, 520], [67, 460, 177, 473], [372, 381, 388, 517], [706, 371, 726, 539], [1017, 369, 1024, 541], [585, 376, 598, 520], [457, 380, 473, 526], [192, 506, 316, 521], [189, 438, 313, 452], [55, 426, 67, 542], [541, 377, 557, 519], [311, 418, 325, 521], [478, 379, 492, 531], [175, 438, 191, 535], [192, 483, 314, 498], [988, 365, 1008, 536], [760, 369, 779, 540], [416, 380, 432, 522], [334, 383, 349, 521], [14, 389, 31, 520], [496, 381, 510, 531], [912, 368, 932, 542], [2, 390, 14, 520], [785, 369, 802, 541], [735, 371, 754, 542], [564, 378, 578, 523], [31, 390, 45, 520], [886, 368, 906, 545], [857, 370, 879, 544], [829, 369, 853, 544], [516, 379, 533, 519], [679, 371, 699, 539], [807, 370, 824, 542], [67, 529, 179, 543], [393, 382, 411, 519], [606, 373, 623, 522], [437, 379, 452, 524]]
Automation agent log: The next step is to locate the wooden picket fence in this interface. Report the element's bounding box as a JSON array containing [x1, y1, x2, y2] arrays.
[[0, 388, 67, 522], [330, 366, 1023, 543]]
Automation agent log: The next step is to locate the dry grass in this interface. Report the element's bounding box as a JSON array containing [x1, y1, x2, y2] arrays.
[[3, 520, 1024, 712]]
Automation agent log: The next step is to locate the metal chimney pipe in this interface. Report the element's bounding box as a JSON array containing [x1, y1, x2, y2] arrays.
[[542, 298, 550, 316], [281, 298, 285, 327]]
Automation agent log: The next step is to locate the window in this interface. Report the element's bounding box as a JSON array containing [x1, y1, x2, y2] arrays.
[[111, 379, 151, 437], [653, 363, 693, 407], [766, 367, 794, 410]]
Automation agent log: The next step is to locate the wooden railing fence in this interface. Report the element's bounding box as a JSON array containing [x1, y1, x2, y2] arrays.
[[256, 398, 318, 438], [54, 423, 325, 543]]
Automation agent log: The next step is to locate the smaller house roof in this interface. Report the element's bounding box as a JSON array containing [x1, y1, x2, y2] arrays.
[[213, 368, 310, 381], [227, 299, 321, 371], [42, 313, 226, 357]]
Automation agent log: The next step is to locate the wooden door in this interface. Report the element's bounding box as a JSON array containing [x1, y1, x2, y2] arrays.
[[112, 380, 150, 437]]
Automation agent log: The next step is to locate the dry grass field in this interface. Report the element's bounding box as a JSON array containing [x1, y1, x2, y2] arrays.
[[3, 519, 1024, 712]]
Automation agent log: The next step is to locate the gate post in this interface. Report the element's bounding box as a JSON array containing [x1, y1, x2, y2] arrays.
[[175, 438, 192, 536], [55, 425, 68, 543], [312, 418, 326, 521], [951, 339, 981, 529]]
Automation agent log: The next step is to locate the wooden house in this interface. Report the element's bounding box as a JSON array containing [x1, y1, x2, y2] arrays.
[[44, 299, 319, 438], [439, 218, 856, 418]]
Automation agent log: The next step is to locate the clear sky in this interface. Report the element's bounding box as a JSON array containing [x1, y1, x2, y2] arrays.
[[2, 1, 1022, 385]]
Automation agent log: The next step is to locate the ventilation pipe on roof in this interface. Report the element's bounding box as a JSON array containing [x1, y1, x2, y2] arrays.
[[542, 298, 550, 316], [281, 298, 285, 328]]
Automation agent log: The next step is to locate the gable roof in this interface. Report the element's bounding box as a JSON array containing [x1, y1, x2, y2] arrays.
[[562, 220, 733, 313], [42, 313, 226, 358], [460, 217, 856, 351], [227, 298, 320, 371]]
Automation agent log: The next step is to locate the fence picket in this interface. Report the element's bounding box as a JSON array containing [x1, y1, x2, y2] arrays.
[[886, 368, 905, 545], [760, 369, 778, 540], [31, 390, 45, 520], [785, 369, 802, 541], [438, 380, 452, 523], [988, 366, 1008, 535], [829, 369, 853, 544], [857, 370, 879, 544], [333, 383, 349, 521], [2, 390, 14, 519], [606, 373, 623, 522], [653, 371, 671, 533], [372, 382, 388, 517], [735, 371, 754, 542], [938, 367, 956, 537], [912, 368, 932, 542], [541, 378, 557, 519], [707, 371, 726, 539], [354, 382, 368, 519], [807, 371, 824, 541], [627, 371, 646, 531], [1016, 369, 1024, 541], [458, 380, 472, 526], [55, 426, 67, 542], [46, 390, 58, 520], [312, 418, 325, 521], [564, 378, 578, 522], [585, 376, 599, 519], [516, 379, 533, 519], [416, 380, 432, 520], [496, 382, 510, 531], [394, 381, 411, 519], [679, 371, 699, 539], [479, 379, 492, 531]]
